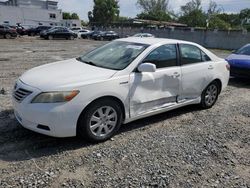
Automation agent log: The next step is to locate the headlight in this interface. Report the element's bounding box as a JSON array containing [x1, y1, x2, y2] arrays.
[[31, 90, 79, 103]]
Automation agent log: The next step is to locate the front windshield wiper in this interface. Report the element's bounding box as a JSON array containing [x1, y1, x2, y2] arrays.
[[76, 57, 97, 67]]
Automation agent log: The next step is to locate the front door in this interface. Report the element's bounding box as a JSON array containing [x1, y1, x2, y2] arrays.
[[129, 44, 181, 117]]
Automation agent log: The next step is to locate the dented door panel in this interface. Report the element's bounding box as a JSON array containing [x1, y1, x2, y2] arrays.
[[129, 67, 181, 117]]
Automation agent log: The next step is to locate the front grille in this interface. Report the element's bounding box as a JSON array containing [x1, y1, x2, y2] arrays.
[[13, 88, 32, 103]]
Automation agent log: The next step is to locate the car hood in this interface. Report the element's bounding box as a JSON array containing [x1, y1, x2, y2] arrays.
[[20, 58, 117, 91], [226, 54, 250, 69]]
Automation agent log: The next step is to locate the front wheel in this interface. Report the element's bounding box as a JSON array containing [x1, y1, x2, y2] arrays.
[[78, 99, 122, 142], [200, 81, 219, 109], [5, 33, 11, 39]]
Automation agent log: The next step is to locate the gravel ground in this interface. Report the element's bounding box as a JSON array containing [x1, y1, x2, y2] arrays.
[[0, 37, 249, 188]]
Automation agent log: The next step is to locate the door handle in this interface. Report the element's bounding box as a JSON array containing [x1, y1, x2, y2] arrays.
[[172, 72, 180, 78], [208, 65, 214, 70]]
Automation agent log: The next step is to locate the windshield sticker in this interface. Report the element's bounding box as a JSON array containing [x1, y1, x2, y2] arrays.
[[126, 45, 143, 50]]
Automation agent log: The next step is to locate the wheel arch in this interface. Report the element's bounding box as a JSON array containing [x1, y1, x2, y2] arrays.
[[76, 95, 126, 135], [213, 78, 222, 94]]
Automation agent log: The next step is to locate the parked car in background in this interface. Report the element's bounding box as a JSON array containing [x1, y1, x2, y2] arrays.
[[39, 26, 66, 36], [226, 44, 250, 78], [40, 27, 77, 40], [71, 27, 82, 33], [79, 29, 93, 39], [12, 38, 230, 142], [91, 31, 104, 40], [132, 33, 155, 38], [27, 26, 52, 36], [98, 31, 119, 41], [16, 25, 27, 35], [0, 25, 17, 39], [77, 29, 91, 38]]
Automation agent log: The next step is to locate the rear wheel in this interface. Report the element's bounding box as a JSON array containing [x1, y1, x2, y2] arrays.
[[48, 35, 53, 40], [5, 33, 11, 39], [200, 81, 219, 109], [78, 99, 122, 142]]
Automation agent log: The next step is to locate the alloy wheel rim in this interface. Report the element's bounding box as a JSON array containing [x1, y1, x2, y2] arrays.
[[6, 34, 11, 39], [89, 106, 117, 137], [205, 84, 218, 106]]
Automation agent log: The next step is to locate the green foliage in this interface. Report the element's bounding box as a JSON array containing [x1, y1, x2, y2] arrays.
[[117, 16, 130, 22], [63, 12, 80, 20], [178, 0, 206, 27], [239, 8, 250, 20], [217, 13, 240, 28], [137, 11, 171, 21], [63, 12, 71, 20], [208, 15, 231, 30], [136, 0, 171, 21], [181, 0, 202, 15], [71, 13, 79, 20], [89, 0, 120, 24], [179, 9, 206, 27], [81, 20, 88, 26]]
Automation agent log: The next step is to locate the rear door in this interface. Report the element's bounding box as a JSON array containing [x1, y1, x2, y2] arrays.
[[178, 43, 214, 100], [129, 44, 181, 117]]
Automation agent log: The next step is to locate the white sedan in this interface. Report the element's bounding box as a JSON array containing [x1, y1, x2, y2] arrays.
[[12, 38, 230, 142]]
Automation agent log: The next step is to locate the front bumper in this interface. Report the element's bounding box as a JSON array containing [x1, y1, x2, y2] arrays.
[[12, 80, 82, 137], [230, 66, 250, 78]]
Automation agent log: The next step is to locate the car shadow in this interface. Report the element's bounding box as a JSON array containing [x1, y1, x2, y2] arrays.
[[228, 77, 250, 89], [0, 104, 202, 162]]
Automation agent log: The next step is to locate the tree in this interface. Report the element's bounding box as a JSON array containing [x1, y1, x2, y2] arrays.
[[63, 12, 71, 19], [239, 8, 250, 20], [71, 13, 79, 20], [239, 8, 250, 26], [136, 0, 171, 21], [208, 16, 230, 29], [63, 12, 80, 20], [181, 0, 202, 15], [206, 1, 227, 29], [217, 13, 240, 28], [178, 0, 206, 27], [207, 0, 223, 16], [88, 0, 120, 24]]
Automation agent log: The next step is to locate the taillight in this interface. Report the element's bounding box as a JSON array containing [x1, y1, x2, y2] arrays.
[[226, 64, 230, 71]]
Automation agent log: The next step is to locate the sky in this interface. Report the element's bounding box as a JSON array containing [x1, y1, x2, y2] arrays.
[[0, 0, 249, 20], [57, 0, 250, 20]]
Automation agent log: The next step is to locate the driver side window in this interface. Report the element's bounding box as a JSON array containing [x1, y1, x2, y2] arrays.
[[143, 44, 177, 69]]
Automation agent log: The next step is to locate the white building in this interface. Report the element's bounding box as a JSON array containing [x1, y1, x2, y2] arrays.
[[0, 0, 63, 26]]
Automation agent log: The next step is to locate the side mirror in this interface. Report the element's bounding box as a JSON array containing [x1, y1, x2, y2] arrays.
[[138, 63, 156, 73]]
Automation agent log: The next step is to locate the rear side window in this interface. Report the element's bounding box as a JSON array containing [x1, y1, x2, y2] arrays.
[[143, 44, 177, 68], [180, 44, 211, 65]]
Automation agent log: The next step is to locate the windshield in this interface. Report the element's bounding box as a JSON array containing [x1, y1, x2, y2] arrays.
[[77, 41, 149, 70], [235, 45, 250, 55]]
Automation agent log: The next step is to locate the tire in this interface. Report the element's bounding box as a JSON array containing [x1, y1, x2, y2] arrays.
[[69, 35, 74, 40], [5, 33, 11, 39], [78, 99, 123, 142], [30, 32, 35, 36], [200, 81, 220, 109], [48, 35, 53, 40]]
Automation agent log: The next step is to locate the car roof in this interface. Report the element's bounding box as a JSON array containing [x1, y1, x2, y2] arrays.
[[117, 37, 198, 46]]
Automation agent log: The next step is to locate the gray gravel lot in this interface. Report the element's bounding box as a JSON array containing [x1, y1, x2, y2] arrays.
[[0, 37, 249, 188]]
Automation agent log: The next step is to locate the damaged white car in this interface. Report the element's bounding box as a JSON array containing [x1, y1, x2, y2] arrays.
[[12, 38, 230, 142]]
